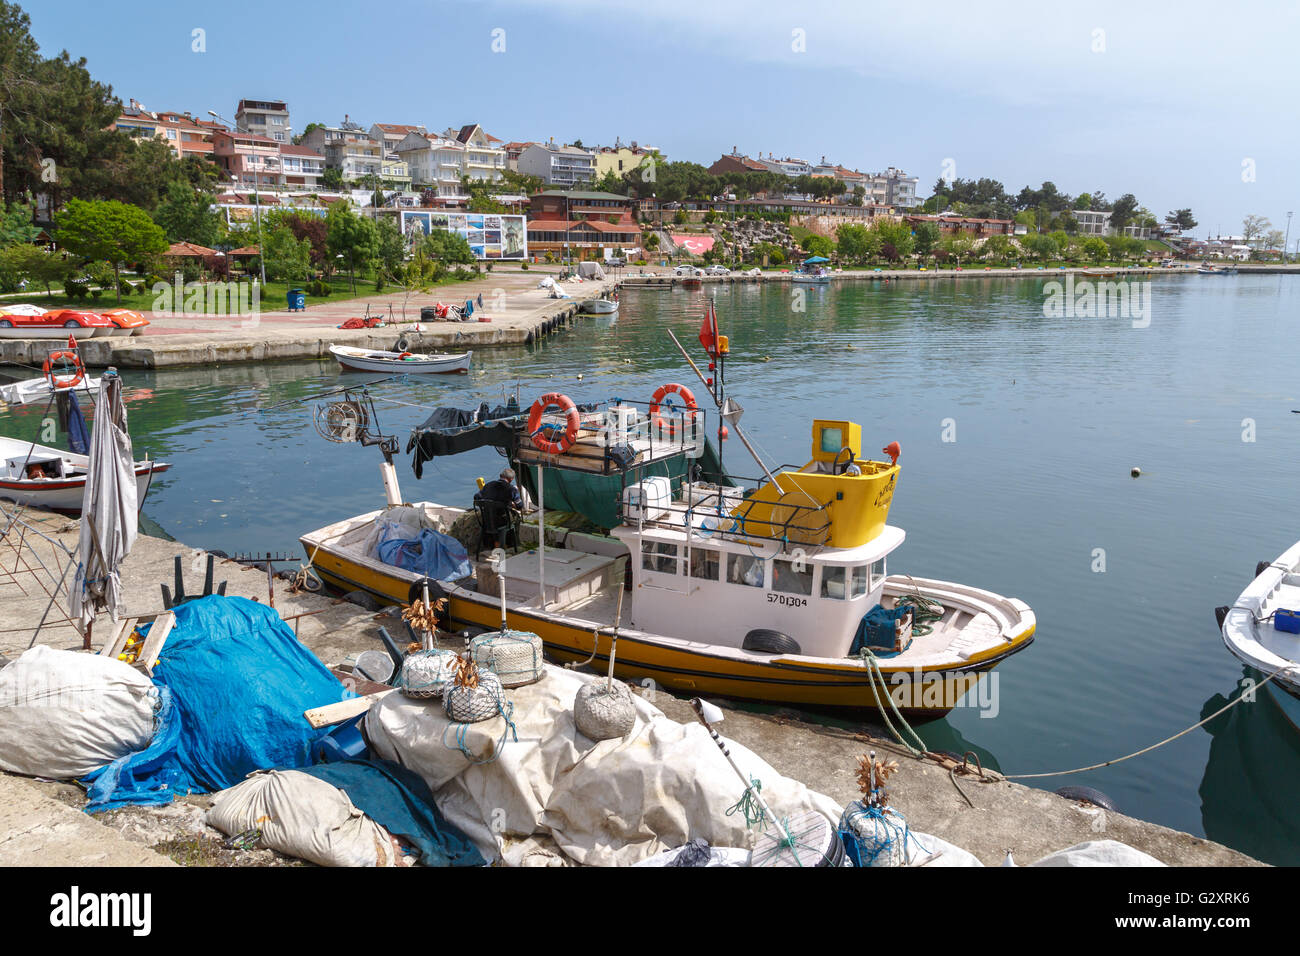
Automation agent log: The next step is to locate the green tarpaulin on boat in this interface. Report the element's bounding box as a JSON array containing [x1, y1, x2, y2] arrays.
[[518, 437, 734, 531]]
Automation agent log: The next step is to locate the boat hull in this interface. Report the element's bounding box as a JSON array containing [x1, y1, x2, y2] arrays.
[[0, 462, 170, 514], [579, 300, 618, 314], [329, 344, 471, 374], [301, 524, 1034, 718]]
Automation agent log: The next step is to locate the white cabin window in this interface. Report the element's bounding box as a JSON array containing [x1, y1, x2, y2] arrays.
[[821, 565, 846, 599], [727, 552, 765, 588], [689, 547, 720, 581], [772, 558, 814, 596], [641, 540, 678, 574], [851, 565, 870, 599], [870, 558, 886, 589]]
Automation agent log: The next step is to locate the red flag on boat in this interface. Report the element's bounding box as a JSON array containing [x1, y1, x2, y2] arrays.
[[698, 300, 719, 358]]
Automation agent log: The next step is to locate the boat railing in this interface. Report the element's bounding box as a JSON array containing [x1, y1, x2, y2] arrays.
[[622, 485, 831, 552], [513, 400, 709, 475]]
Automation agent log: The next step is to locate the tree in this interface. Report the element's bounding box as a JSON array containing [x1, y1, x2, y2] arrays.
[[1263, 229, 1286, 254], [54, 199, 167, 304], [1241, 214, 1271, 243], [259, 224, 311, 282], [0, 199, 39, 246], [1108, 193, 1139, 231], [1165, 208, 1197, 232], [1073, 193, 1093, 211], [1021, 234, 1058, 260], [912, 221, 940, 258], [835, 223, 879, 263], [644, 232, 660, 251], [801, 234, 833, 258], [373, 218, 406, 289], [325, 201, 378, 292], [981, 235, 1012, 261], [1082, 237, 1109, 262], [152, 180, 220, 246], [321, 167, 345, 191], [871, 220, 914, 261], [416, 227, 474, 269], [0, 243, 69, 296]]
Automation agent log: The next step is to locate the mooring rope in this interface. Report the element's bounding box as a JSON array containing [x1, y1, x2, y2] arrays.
[[858, 647, 928, 757], [1004, 664, 1296, 781]]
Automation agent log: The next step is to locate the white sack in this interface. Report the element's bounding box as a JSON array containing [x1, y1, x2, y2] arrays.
[[365, 666, 840, 866], [1029, 839, 1166, 867], [0, 645, 157, 778], [206, 770, 402, 867]]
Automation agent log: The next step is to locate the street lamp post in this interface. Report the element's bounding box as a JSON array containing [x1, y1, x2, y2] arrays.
[[209, 110, 267, 285], [1285, 211, 1293, 266]]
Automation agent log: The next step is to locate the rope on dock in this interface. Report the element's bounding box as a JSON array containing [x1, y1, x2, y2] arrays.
[[860, 647, 928, 757], [1004, 664, 1296, 781]]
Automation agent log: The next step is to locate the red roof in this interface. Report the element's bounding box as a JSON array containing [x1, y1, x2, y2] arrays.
[[166, 241, 220, 257], [279, 143, 324, 157], [527, 220, 640, 234], [375, 123, 424, 134]]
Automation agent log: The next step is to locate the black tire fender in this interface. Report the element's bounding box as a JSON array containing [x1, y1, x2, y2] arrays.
[[742, 628, 801, 655]]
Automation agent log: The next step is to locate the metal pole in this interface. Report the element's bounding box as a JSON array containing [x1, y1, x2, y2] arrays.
[[536, 464, 546, 610], [1285, 212, 1293, 265]]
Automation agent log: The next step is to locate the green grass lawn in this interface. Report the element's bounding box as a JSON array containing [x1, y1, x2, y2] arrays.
[[4, 271, 491, 314]]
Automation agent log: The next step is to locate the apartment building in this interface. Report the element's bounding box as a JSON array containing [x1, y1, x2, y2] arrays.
[[369, 123, 427, 155], [279, 144, 327, 189], [213, 130, 284, 187], [593, 140, 660, 180], [516, 142, 597, 187], [111, 101, 219, 162], [395, 125, 506, 201], [235, 99, 291, 143]]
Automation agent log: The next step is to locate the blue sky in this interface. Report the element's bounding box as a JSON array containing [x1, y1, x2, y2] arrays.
[[27, 0, 1299, 239]]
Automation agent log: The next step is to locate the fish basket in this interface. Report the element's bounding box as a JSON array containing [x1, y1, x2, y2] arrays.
[[444, 669, 506, 723], [838, 800, 908, 867], [395, 650, 459, 699], [470, 629, 545, 688]]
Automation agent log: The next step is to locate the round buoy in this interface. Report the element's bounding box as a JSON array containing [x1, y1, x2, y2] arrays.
[[574, 679, 636, 741], [396, 650, 459, 699], [1131, 467, 1141, 477]]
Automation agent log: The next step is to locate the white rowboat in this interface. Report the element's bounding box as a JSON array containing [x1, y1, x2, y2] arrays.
[[328, 344, 472, 374], [0, 436, 169, 515], [1221, 539, 1300, 707]]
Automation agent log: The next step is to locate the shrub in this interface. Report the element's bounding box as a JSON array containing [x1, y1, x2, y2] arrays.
[[63, 278, 89, 300], [520, 261, 529, 270], [452, 267, 476, 281], [90, 288, 103, 300], [0, 263, 18, 294]]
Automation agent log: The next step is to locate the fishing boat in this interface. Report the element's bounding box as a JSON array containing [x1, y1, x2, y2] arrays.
[[0, 339, 101, 405], [1081, 269, 1119, 278], [579, 295, 619, 315], [0, 436, 168, 514], [1198, 264, 1237, 275], [301, 305, 1035, 718], [792, 256, 832, 284], [1218, 541, 1300, 727], [328, 344, 472, 375]]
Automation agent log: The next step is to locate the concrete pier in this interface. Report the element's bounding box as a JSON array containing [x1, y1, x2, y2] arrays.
[[0, 508, 1261, 866]]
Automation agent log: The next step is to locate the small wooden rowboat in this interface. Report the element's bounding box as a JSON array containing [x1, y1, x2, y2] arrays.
[[328, 344, 472, 375], [0, 436, 169, 514]]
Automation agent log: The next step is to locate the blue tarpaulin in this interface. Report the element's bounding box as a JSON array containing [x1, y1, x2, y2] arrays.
[[299, 759, 483, 867], [849, 604, 912, 657], [376, 524, 471, 581], [82, 595, 353, 812], [66, 391, 89, 456]]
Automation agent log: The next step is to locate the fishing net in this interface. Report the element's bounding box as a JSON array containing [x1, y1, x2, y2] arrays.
[[444, 669, 507, 724], [838, 800, 917, 867], [470, 630, 545, 688], [395, 650, 460, 699]]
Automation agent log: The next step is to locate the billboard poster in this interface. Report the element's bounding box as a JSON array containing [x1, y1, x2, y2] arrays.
[[401, 210, 527, 259]]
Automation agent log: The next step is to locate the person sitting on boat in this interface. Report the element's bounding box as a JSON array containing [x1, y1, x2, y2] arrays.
[[474, 467, 523, 549]]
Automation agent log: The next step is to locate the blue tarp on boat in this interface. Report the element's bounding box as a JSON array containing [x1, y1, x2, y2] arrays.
[[376, 524, 471, 581], [82, 595, 353, 811]]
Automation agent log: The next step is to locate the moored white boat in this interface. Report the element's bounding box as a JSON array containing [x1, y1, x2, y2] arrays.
[[0, 436, 169, 514], [579, 297, 618, 314], [1220, 539, 1300, 707], [328, 343, 472, 374]]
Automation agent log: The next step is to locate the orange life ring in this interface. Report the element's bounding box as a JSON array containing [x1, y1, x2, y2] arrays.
[[527, 392, 580, 455], [649, 382, 698, 437], [43, 350, 84, 390]]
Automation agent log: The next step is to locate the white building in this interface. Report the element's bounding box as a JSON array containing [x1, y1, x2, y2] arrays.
[[878, 167, 919, 209], [396, 126, 506, 202], [516, 142, 597, 187], [235, 98, 291, 143]]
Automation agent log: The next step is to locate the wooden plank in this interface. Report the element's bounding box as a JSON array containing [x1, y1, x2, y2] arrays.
[[136, 612, 174, 677], [97, 618, 136, 659], [304, 690, 395, 729]]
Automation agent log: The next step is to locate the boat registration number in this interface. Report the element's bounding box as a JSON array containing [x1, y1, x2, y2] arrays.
[[767, 593, 807, 608]]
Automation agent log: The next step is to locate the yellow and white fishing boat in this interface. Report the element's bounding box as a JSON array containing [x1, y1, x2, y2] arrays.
[[300, 306, 1035, 718]]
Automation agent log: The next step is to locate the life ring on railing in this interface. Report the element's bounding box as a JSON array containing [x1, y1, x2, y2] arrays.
[[43, 350, 84, 390], [527, 392, 580, 455], [649, 382, 698, 438]]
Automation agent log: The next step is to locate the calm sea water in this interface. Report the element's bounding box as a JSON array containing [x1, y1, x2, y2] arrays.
[[8, 274, 1298, 862]]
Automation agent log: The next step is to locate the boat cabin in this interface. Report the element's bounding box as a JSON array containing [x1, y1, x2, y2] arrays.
[[609, 419, 904, 658]]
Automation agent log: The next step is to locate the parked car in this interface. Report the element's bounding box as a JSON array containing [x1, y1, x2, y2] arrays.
[[704, 265, 730, 275], [674, 264, 704, 277], [606, 257, 626, 268]]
